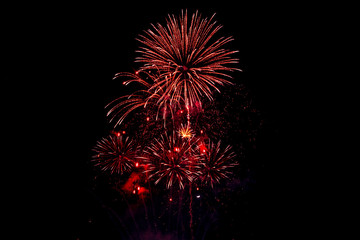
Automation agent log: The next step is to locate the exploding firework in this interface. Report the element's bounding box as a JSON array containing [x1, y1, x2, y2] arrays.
[[92, 134, 138, 174], [178, 123, 194, 139], [141, 132, 200, 189], [196, 140, 237, 188], [136, 10, 240, 108], [108, 10, 240, 127]]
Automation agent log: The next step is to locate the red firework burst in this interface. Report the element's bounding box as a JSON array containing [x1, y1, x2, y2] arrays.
[[92, 134, 137, 174], [196, 140, 237, 188], [136, 10, 240, 108], [141, 132, 200, 189], [108, 10, 239, 127]]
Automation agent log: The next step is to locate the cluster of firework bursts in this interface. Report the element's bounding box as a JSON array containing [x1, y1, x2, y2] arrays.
[[93, 130, 237, 191], [93, 10, 241, 193], [91, 10, 260, 239]]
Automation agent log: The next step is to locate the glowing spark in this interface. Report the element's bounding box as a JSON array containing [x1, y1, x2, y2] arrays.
[[178, 124, 194, 139]]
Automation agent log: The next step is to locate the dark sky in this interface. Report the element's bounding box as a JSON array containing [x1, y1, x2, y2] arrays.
[[13, 1, 308, 239]]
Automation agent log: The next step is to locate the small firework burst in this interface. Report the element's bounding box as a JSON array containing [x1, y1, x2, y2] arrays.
[[141, 133, 199, 189], [178, 123, 194, 139], [92, 134, 137, 174], [196, 140, 237, 188]]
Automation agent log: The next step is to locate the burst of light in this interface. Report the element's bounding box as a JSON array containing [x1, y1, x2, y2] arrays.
[[92, 135, 137, 175], [107, 10, 240, 127], [146, 116, 150, 121], [136, 10, 240, 109], [178, 124, 194, 139], [169, 198, 173, 202], [141, 133, 200, 189], [137, 186, 141, 191], [199, 144, 207, 154], [135, 162, 139, 167], [196, 140, 238, 188]]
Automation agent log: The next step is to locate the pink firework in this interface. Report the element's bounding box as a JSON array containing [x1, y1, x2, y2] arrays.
[[141, 132, 200, 189], [196, 140, 237, 188], [136, 10, 240, 108], [92, 134, 137, 174]]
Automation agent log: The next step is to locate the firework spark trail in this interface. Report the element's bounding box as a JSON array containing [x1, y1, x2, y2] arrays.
[[107, 71, 179, 127], [119, 190, 142, 240], [140, 193, 151, 233], [189, 183, 194, 240]]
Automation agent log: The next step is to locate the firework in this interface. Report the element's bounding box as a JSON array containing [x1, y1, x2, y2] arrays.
[[136, 10, 240, 108], [178, 123, 194, 139], [92, 134, 138, 174], [108, 10, 239, 127], [141, 132, 199, 189], [196, 140, 237, 188]]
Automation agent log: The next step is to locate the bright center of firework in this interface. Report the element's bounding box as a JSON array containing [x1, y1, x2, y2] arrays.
[[179, 65, 189, 72], [178, 124, 193, 138]]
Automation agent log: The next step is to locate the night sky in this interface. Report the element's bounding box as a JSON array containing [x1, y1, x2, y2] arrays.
[[12, 1, 309, 239]]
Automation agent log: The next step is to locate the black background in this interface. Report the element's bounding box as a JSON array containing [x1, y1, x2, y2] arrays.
[[7, 1, 316, 239]]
